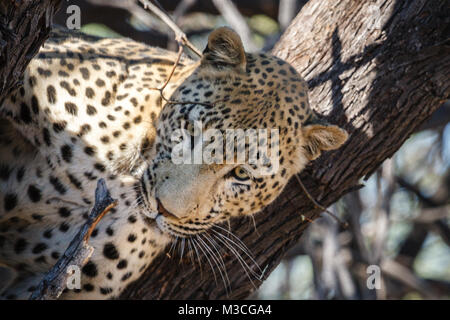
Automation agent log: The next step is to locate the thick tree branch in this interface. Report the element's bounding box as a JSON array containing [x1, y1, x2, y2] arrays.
[[121, 0, 449, 299], [0, 0, 62, 101]]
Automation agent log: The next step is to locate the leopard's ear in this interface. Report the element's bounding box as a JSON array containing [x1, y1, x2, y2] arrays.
[[302, 123, 348, 161], [201, 27, 246, 73]]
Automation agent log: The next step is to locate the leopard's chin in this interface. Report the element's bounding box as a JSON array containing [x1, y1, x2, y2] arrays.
[[138, 194, 215, 238], [155, 215, 211, 239]]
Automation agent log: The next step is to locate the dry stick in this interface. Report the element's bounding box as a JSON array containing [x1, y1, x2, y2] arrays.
[[153, 44, 224, 108], [295, 174, 348, 229], [172, 0, 197, 23], [160, 44, 184, 93], [29, 179, 117, 300], [151, 34, 207, 104], [139, 1, 226, 109], [138, 0, 202, 57]]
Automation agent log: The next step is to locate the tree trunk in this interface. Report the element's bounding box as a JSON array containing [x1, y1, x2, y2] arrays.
[[0, 0, 61, 101], [121, 0, 449, 299]]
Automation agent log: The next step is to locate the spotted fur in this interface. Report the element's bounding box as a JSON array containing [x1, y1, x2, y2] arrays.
[[0, 27, 347, 299]]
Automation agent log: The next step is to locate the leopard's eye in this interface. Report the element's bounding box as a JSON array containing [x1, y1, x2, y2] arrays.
[[232, 166, 250, 181]]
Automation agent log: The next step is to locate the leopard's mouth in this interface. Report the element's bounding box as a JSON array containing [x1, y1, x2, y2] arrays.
[[154, 198, 212, 238], [141, 198, 182, 236], [156, 198, 178, 220]]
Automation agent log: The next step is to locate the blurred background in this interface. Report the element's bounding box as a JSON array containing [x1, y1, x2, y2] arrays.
[[55, 0, 450, 300]]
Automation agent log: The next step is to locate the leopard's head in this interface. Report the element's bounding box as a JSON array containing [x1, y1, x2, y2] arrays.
[[138, 27, 348, 237]]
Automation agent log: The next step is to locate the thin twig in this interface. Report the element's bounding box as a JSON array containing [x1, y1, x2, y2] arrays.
[[149, 39, 222, 109], [172, 0, 197, 23], [278, 0, 298, 30], [29, 179, 117, 300], [134, 3, 225, 110], [160, 44, 184, 93], [138, 0, 202, 57], [295, 174, 348, 229], [138, 0, 224, 108]]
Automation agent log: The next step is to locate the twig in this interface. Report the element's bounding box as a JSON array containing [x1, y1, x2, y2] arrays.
[[149, 34, 221, 109], [295, 174, 348, 228], [172, 0, 197, 23], [167, 0, 197, 50], [138, 0, 226, 109], [29, 179, 117, 300], [381, 259, 437, 299], [138, 0, 202, 57], [396, 175, 446, 207], [161, 44, 184, 93], [278, 0, 298, 30]]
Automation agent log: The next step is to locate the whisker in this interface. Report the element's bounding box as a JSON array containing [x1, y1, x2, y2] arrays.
[[201, 233, 232, 295], [187, 238, 196, 268], [168, 236, 178, 257], [211, 227, 262, 273], [197, 234, 229, 293], [250, 215, 260, 237], [215, 233, 262, 279], [137, 148, 152, 167], [192, 236, 218, 285], [212, 225, 255, 255], [179, 237, 186, 263], [212, 233, 259, 289], [191, 237, 204, 278]]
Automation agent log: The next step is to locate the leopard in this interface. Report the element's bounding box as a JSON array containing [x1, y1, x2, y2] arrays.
[[0, 26, 348, 299]]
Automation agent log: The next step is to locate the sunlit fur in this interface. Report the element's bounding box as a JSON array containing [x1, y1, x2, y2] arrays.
[[0, 27, 347, 299], [139, 27, 348, 239]]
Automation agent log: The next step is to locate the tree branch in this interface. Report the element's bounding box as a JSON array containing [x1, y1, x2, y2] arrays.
[[29, 179, 117, 300], [121, 0, 450, 299], [138, 0, 202, 57], [0, 0, 62, 101]]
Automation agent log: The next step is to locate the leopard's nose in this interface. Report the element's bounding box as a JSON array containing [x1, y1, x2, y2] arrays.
[[157, 198, 179, 220]]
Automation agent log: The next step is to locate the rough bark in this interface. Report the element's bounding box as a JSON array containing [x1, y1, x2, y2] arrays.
[[121, 0, 449, 299], [0, 0, 61, 101]]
